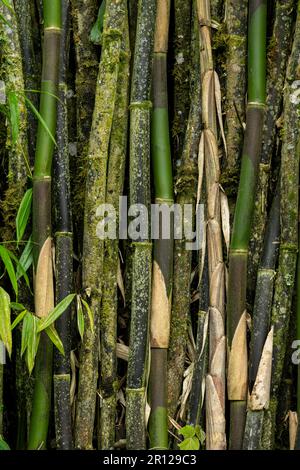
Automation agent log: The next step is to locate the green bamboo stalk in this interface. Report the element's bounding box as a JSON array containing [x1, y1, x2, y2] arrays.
[[52, 0, 73, 450], [14, 0, 42, 165], [74, 0, 125, 449], [98, 6, 130, 449], [248, 0, 296, 295], [243, 188, 280, 449], [172, 0, 192, 164], [126, 0, 156, 450], [224, 0, 247, 187], [28, 0, 61, 450], [227, 0, 267, 450], [262, 4, 300, 446], [70, 0, 98, 240], [148, 0, 173, 451], [167, 2, 200, 421]]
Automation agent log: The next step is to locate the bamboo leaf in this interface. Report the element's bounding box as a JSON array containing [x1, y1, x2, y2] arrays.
[[7, 91, 19, 144], [11, 309, 27, 330], [0, 245, 18, 297], [10, 302, 25, 312], [16, 235, 34, 280], [90, 0, 106, 44], [24, 96, 57, 147], [37, 294, 75, 332], [0, 436, 10, 450], [26, 315, 40, 374], [80, 297, 94, 334], [7, 250, 30, 290], [21, 312, 33, 356], [77, 295, 84, 340], [45, 324, 65, 356], [0, 288, 12, 357], [16, 188, 32, 243]]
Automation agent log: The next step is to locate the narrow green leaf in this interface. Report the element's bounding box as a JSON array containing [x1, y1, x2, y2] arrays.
[[16, 188, 32, 243], [26, 315, 40, 374], [0, 288, 12, 357], [178, 436, 200, 451], [16, 235, 34, 280], [11, 310, 27, 330], [21, 312, 32, 356], [90, 0, 106, 44], [81, 297, 94, 334], [24, 96, 57, 147], [195, 425, 205, 445], [7, 91, 19, 145], [0, 245, 18, 297], [0, 436, 10, 450], [10, 302, 25, 312], [77, 295, 84, 340], [7, 250, 30, 290], [37, 294, 75, 332], [45, 324, 65, 356]]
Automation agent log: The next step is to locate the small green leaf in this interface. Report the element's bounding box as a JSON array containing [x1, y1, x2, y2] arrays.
[[0, 436, 10, 450], [10, 302, 25, 312], [90, 0, 106, 44], [11, 310, 27, 330], [0, 245, 18, 297], [25, 315, 40, 374], [21, 312, 32, 356], [16, 235, 34, 280], [7, 249, 30, 290], [7, 91, 19, 144], [77, 295, 84, 340], [81, 297, 94, 333], [178, 436, 200, 451], [0, 288, 12, 357], [195, 425, 205, 445], [179, 425, 196, 439], [45, 324, 65, 356], [16, 189, 32, 243], [37, 294, 76, 332]]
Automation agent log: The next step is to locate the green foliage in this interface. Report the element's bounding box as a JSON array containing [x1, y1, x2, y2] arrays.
[[0, 435, 10, 450], [7, 91, 19, 145], [0, 245, 18, 297], [16, 188, 32, 244], [37, 294, 75, 333], [90, 0, 106, 45], [0, 287, 12, 357], [178, 425, 205, 451], [76, 295, 94, 340]]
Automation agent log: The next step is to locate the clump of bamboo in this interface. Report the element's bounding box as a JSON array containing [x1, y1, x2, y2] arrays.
[[262, 2, 300, 448], [224, 0, 247, 188], [28, 0, 61, 449], [148, 0, 173, 450], [167, 2, 200, 421], [53, 0, 73, 450], [99, 6, 130, 450], [243, 188, 280, 449], [248, 0, 296, 293], [126, 0, 157, 450], [227, 0, 267, 449], [197, 0, 227, 450], [75, 0, 126, 449]]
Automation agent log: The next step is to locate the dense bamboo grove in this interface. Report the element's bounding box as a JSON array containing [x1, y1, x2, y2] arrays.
[[1, 0, 300, 452]]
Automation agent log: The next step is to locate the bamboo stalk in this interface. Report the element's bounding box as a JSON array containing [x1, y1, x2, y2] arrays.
[[262, 4, 300, 446], [243, 188, 280, 449], [99, 6, 130, 449], [224, 0, 247, 187], [53, 0, 73, 450], [167, 2, 200, 421], [172, 0, 192, 163], [74, 0, 126, 449], [196, 0, 227, 450], [126, 0, 156, 450], [248, 0, 296, 295], [70, 0, 98, 240], [148, 0, 172, 450], [28, 0, 61, 450], [14, 0, 41, 166]]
